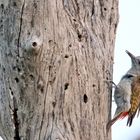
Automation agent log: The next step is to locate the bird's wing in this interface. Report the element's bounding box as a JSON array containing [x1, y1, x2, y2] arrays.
[[127, 76, 140, 126]]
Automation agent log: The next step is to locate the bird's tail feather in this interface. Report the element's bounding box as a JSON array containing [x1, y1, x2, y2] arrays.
[[106, 112, 128, 132]]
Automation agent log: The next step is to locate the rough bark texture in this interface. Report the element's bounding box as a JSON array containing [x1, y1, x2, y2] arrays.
[[0, 0, 118, 140]]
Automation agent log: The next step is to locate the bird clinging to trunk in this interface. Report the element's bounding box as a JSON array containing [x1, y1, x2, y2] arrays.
[[107, 75, 140, 130], [107, 51, 140, 131]]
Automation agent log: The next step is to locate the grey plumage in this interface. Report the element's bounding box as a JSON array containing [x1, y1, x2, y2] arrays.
[[114, 50, 140, 118], [107, 51, 140, 130], [114, 74, 134, 118]]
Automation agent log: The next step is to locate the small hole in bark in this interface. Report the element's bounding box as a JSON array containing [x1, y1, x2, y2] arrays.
[[3, 67, 5, 72], [13, 66, 16, 70], [64, 83, 69, 90], [64, 55, 69, 58], [83, 94, 88, 103], [104, 8, 107, 11], [17, 68, 21, 72], [37, 84, 44, 93], [68, 44, 72, 48], [40, 87, 44, 93], [78, 34, 82, 41], [29, 74, 34, 80], [1, 4, 4, 9], [27, 32, 30, 35], [0, 24, 3, 28], [13, 2, 17, 7], [48, 40, 53, 43], [71, 125, 74, 132], [33, 3, 37, 8], [73, 19, 76, 22], [11, 91, 14, 95], [9, 87, 14, 95], [32, 42, 37, 47], [52, 102, 56, 108], [111, 7, 114, 10], [92, 84, 96, 87], [13, 66, 21, 72], [15, 77, 19, 83]]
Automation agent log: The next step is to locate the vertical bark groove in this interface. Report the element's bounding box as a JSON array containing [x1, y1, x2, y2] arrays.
[[17, 0, 25, 56]]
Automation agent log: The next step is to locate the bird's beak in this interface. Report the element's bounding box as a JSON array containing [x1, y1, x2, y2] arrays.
[[126, 50, 137, 65]]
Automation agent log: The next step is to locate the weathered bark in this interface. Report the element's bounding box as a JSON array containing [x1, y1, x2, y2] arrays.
[[0, 0, 118, 140]]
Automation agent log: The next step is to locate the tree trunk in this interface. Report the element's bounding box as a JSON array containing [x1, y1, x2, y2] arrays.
[[0, 0, 118, 140]]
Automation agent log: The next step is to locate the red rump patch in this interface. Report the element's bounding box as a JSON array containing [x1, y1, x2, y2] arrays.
[[120, 112, 128, 119], [106, 111, 129, 132]]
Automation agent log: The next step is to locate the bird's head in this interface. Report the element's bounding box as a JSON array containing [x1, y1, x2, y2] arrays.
[[126, 50, 140, 70]]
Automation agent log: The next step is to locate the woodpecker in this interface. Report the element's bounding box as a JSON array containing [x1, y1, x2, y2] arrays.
[[107, 51, 140, 131], [107, 74, 135, 130], [107, 75, 140, 130]]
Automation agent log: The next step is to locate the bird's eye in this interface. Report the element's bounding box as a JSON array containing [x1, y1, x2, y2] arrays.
[[122, 74, 134, 79], [126, 75, 134, 78]]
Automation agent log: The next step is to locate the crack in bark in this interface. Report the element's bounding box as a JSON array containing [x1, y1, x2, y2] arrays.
[[13, 97, 20, 140], [17, 0, 25, 56], [39, 63, 53, 139], [31, 0, 38, 27], [91, 0, 95, 16], [73, 0, 79, 16], [98, 0, 104, 17], [47, 112, 54, 140], [9, 84, 20, 140], [39, 75, 52, 140], [38, 77, 49, 139]]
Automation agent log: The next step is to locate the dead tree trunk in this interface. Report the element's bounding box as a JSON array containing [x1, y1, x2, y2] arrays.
[[0, 0, 118, 140]]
